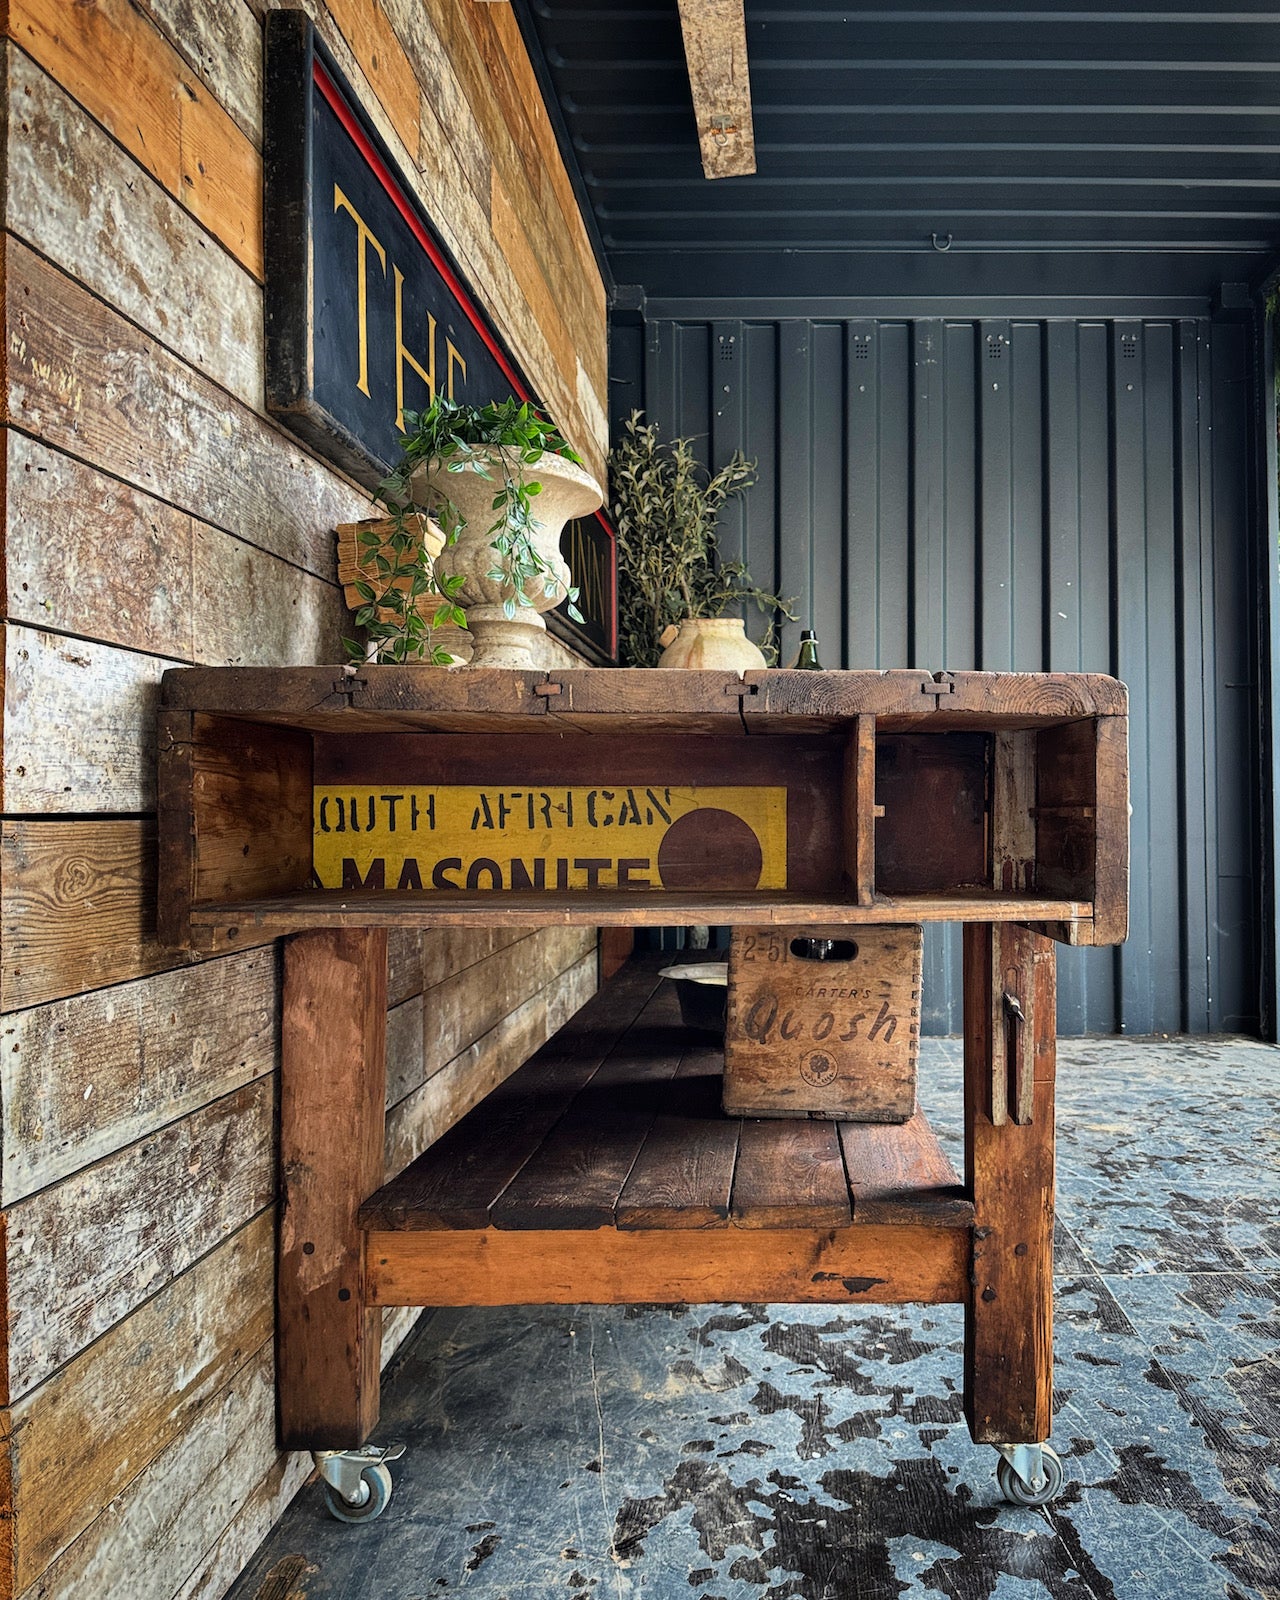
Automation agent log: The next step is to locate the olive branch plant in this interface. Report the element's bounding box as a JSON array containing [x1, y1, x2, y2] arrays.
[[608, 411, 794, 667], [345, 396, 585, 665]]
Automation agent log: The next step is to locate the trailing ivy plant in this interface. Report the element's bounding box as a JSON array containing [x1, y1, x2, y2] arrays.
[[608, 411, 794, 667], [345, 396, 584, 665]]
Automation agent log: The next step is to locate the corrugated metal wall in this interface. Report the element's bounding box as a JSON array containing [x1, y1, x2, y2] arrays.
[[632, 315, 1259, 1036]]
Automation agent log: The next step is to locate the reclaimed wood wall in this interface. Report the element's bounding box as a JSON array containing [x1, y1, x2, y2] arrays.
[[0, 2, 607, 1596]]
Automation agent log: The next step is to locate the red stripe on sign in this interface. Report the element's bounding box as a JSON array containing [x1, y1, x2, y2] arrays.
[[313, 56, 531, 402]]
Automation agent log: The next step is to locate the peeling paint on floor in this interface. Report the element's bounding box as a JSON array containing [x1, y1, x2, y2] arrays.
[[229, 1038, 1280, 1600]]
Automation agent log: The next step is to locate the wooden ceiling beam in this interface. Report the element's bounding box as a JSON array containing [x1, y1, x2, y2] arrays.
[[676, 0, 757, 179]]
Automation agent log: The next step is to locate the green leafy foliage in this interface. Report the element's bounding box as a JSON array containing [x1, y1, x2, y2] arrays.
[[608, 411, 795, 667], [341, 396, 584, 663]]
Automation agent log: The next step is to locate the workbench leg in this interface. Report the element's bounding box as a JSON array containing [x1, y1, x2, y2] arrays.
[[962, 923, 1056, 1446], [278, 928, 388, 1450]]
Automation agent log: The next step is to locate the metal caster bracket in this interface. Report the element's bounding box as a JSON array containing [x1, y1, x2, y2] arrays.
[[313, 1443, 406, 1523], [995, 1442, 1064, 1507]]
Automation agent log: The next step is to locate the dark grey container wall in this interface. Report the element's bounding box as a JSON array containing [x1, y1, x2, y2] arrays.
[[637, 316, 1258, 1037]]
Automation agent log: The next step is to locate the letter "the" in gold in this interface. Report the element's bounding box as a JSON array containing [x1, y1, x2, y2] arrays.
[[395, 269, 470, 430], [333, 186, 386, 398]]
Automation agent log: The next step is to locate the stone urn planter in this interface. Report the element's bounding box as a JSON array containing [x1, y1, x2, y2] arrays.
[[411, 447, 602, 667], [656, 616, 767, 670]]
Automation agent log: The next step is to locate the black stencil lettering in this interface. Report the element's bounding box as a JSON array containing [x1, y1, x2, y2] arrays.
[[396, 858, 424, 890], [466, 858, 503, 890], [509, 858, 546, 890], [341, 857, 384, 889], [431, 857, 463, 889]]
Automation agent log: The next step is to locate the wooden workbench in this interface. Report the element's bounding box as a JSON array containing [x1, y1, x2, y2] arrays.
[[156, 666, 1128, 1478]]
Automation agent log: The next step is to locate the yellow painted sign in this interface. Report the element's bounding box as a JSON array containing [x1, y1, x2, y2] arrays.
[[312, 785, 788, 892]]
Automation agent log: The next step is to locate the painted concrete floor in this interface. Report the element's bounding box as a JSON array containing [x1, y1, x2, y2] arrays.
[[231, 1037, 1280, 1600]]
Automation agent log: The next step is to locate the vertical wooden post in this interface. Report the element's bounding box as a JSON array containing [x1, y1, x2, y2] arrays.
[[962, 922, 1056, 1444], [843, 714, 878, 905], [278, 928, 388, 1449]]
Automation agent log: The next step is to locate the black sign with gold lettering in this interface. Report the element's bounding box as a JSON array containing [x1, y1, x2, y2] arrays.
[[263, 14, 617, 663]]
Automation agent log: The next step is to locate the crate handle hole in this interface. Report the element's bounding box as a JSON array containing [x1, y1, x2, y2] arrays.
[[790, 938, 858, 962]]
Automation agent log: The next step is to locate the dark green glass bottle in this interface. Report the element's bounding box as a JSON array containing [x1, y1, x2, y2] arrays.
[[795, 628, 824, 669]]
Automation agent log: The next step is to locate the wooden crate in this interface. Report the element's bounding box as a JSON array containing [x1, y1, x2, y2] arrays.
[[724, 924, 922, 1122]]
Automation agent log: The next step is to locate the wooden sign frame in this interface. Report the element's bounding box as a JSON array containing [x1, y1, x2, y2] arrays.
[[262, 13, 617, 664]]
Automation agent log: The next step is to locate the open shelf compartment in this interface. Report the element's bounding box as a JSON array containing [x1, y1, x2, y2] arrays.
[[158, 668, 1126, 951]]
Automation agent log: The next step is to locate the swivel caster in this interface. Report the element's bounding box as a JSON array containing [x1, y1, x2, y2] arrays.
[[313, 1442, 406, 1524], [995, 1442, 1064, 1507]]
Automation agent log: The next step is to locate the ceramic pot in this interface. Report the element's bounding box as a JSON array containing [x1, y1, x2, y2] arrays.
[[412, 447, 602, 667], [656, 616, 767, 670]]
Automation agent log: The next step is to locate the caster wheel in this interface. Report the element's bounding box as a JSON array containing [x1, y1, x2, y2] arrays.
[[323, 1462, 393, 1523], [997, 1446, 1064, 1507]]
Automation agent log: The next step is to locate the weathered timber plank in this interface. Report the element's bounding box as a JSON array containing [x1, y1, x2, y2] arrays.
[[0, 819, 229, 1010], [191, 522, 344, 667], [323, 0, 421, 156], [489, 168, 578, 394], [992, 728, 1038, 893], [387, 926, 424, 1004], [7, 50, 262, 409], [391, 934, 572, 1109], [0, 946, 276, 1205], [838, 1113, 973, 1227], [616, 1047, 740, 1230], [367, 1224, 969, 1307], [2, 625, 180, 812], [465, 1, 605, 356], [10, 0, 262, 276], [5, 237, 364, 577], [676, 0, 756, 178], [403, 0, 604, 469], [392, 0, 489, 203], [384, 947, 597, 1177], [381, 1305, 424, 1365], [747, 670, 937, 723], [845, 715, 877, 904], [7, 1212, 275, 1593], [963, 923, 1056, 1445], [161, 664, 552, 716], [1091, 715, 1130, 944], [412, 926, 597, 1093], [131, 0, 264, 146], [420, 925, 524, 991], [169, 1434, 313, 1600], [386, 992, 425, 1110], [279, 929, 387, 1449], [729, 1119, 852, 1229], [942, 672, 1127, 719], [6, 444, 334, 675], [364, 957, 663, 1229], [190, 890, 1094, 938], [4, 435, 195, 659], [158, 666, 1127, 727], [19, 1340, 306, 1600], [6, 1079, 275, 1398], [488, 980, 686, 1229]]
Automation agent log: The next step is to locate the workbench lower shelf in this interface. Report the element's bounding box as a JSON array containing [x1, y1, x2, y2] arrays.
[[359, 959, 974, 1309]]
